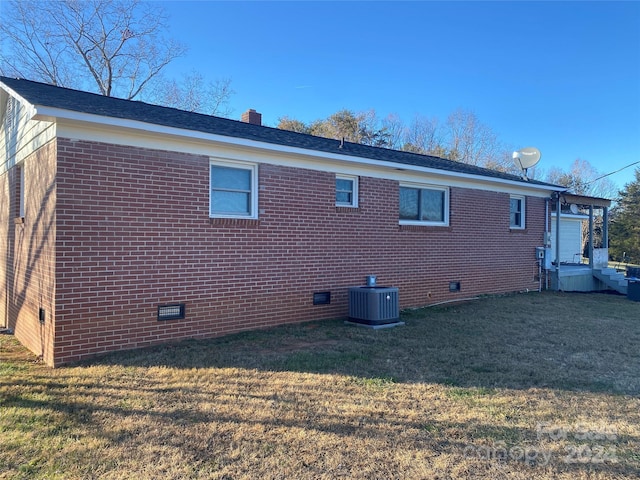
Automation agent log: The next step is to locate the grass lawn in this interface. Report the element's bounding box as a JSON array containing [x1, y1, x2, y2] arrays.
[[1, 291, 640, 479]]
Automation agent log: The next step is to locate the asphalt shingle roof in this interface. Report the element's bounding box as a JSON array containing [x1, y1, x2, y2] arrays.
[[1, 76, 556, 187]]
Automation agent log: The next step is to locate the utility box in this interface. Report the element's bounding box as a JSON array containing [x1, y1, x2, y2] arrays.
[[536, 246, 552, 269], [628, 281, 640, 302], [348, 286, 400, 325]]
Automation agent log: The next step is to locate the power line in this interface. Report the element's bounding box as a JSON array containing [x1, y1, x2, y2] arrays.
[[585, 160, 640, 185]]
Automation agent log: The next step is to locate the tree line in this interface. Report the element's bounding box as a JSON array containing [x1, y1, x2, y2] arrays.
[[610, 168, 640, 265], [278, 108, 508, 170], [278, 109, 618, 200]]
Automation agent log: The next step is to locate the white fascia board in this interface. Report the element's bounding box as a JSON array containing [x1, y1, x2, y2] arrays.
[[0, 90, 7, 125], [45, 105, 559, 198]]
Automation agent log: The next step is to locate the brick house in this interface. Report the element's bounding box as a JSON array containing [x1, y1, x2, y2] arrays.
[[0, 77, 561, 366]]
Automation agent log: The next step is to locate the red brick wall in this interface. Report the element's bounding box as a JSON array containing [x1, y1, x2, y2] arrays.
[[0, 141, 57, 365], [53, 138, 545, 365]]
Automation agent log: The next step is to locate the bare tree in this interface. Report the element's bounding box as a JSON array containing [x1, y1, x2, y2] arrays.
[[152, 72, 235, 116], [546, 158, 617, 198], [356, 109, 390, 147], [380, 114, 405, 151], [444, 108, 502, 166], [402, 114, 442, 155], [1, 0, 186, 100]]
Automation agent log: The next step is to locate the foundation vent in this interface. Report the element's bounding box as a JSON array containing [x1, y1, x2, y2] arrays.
[[158, 303, 186, 321]]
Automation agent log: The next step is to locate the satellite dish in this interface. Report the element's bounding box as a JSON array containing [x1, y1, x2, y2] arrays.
[[569, 203, 579, 214], [512, 147, 541, 180]]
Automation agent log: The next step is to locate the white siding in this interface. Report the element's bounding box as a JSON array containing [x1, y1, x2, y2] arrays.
[[550, 214, 587, 264], [0, 94, 55, 174]]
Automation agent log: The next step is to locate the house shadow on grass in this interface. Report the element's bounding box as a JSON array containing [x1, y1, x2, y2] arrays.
[[3, 292, 640, 479], [88, 292, 640, 396], [6, 370, 637, 479]]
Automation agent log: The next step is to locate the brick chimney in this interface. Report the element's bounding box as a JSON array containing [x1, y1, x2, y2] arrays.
[[241, 109, 262, 126]]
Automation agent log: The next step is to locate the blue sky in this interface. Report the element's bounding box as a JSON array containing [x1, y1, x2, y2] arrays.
[[161, 1, 640, 190]]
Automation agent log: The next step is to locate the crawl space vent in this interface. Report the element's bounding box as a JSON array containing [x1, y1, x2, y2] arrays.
[[313, 292, 331, 305], [158, 303, 185, 321]]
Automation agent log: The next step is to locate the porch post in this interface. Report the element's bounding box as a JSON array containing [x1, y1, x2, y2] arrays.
[[602, 206, 609, 250]]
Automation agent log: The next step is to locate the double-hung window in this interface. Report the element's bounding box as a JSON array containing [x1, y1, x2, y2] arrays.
[[210, 159, 258, 218], [399, 184, 449, 226], [336, 174, 358, 207], [510, 195, 525, 229]]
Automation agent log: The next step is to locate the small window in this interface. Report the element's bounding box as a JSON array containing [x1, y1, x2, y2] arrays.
[[399, 184, 449, 226], [510, 195, 525, 229], [210, 160, 257, 218], [336, 175, 358, 207]]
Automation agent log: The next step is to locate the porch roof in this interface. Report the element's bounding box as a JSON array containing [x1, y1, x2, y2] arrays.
[[559, 192, 611, 208]]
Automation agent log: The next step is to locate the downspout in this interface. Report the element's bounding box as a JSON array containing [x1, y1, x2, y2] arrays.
[[544, 197, 550, 290], [588, 205, 594, 269], [555, 192, 562, 290], [545, 198, 550, 244]]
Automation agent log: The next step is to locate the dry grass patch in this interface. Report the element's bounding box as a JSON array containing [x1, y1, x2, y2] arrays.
[[1, 291, 640, 479]]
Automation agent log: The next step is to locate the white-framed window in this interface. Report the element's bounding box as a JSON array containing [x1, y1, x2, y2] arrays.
[[335, 174, 358, 207], [209, 159, 258, 219], [399, 184, 449, 226], [510, 195, 525, 229]]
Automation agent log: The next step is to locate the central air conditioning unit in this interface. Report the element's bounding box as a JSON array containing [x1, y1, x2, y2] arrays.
[[348, 286, 400, 325]]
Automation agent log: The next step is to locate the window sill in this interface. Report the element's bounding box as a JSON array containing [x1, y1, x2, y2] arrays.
[[209, 217, 260, 227], [400, 221, 449, 227], [399, 223, 452, 232], [335, 206, 360, 213]]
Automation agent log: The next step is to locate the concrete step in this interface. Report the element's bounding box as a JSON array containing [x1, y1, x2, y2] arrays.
[[593, 268, 628, 295]]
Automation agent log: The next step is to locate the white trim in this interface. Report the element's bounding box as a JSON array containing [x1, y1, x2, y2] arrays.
[[30, 102, 560, 189], [0, 82, 38, 120], [209, 158, 258, 219], [53, 118, 558, 198], [335, 174, 359, 207], [0, 95, 56, 172], [510, 194, 526, 229], [0, 86, 560, 196], [0, 81, 569, 200], [399, 183, 450, 226]]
